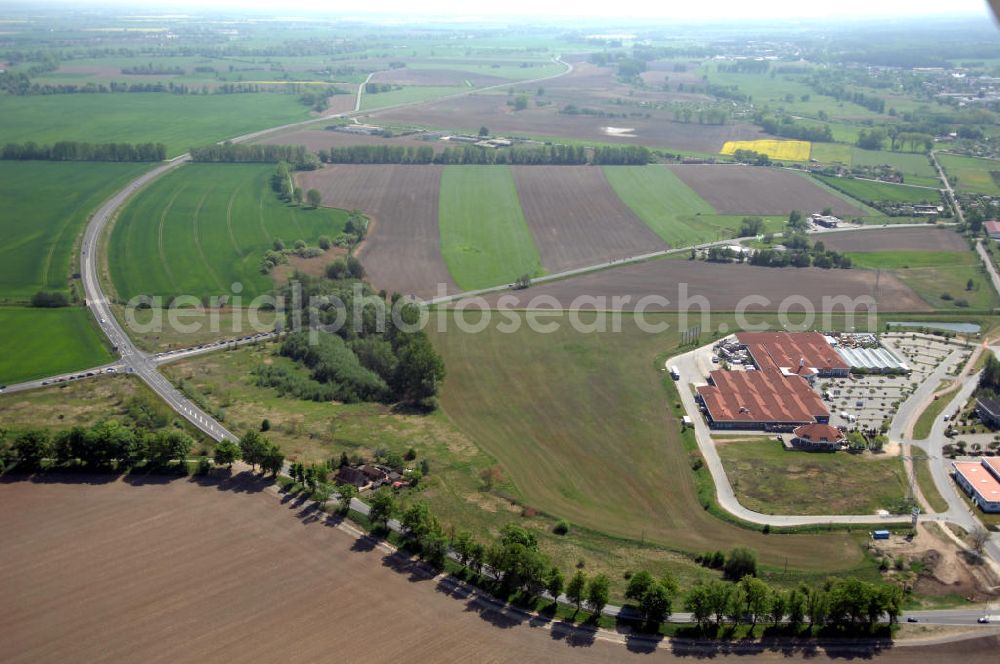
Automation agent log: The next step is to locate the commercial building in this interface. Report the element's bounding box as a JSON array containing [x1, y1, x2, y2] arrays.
[[737, 331, 850, 378], [790, 423, 846, 450], [696, 366, 829, 431], [952, 460, 1000, 513], [976, 397, 1000, 428], [836, 346, 910, 373]]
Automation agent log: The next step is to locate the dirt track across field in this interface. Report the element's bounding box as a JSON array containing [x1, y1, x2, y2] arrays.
[[513, 166, 667, 273], [814, 227, 968, 253], [471, 259, 930, 312], [667, 165, 867, 217], [296, 165, 456, 298], [3, 475, 998, 663]]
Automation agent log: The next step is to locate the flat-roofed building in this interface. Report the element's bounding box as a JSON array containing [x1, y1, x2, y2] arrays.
[[953, 460, 1000, 513]]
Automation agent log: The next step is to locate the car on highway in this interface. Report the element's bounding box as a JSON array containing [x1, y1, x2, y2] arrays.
[[906, 617, 919, 623], [106, 367, 116, 373], [978, 616, 990, 624]]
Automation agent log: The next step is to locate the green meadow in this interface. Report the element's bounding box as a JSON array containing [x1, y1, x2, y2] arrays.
[[938, 153, 1000, 195], [438, 165, 542, 290], [0, 93, 312, 158], [108, 163, 348, 302], [0, 307, 112, 384]]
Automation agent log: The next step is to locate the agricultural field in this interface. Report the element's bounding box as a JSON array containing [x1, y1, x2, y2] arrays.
[[512, 166, 664, 273], [0, 307, 112, 384], [816, 227, 968, 253], [810, 146, 940, 187], [937, 153, 1000, 195], [108, 163, 349, 302], [831, 236, 996, 311], [715, 438, 908, 516], [439, 165, 541, 289], [0, 93, 314, 158], [815, 176, 942, 205], [603, 166, 785, 246], [666, 165, 868, 217], [360, 85, 470, 112], [0, 161, 149, 303], [295, 165, 455, 299], [432, 311, 876, 573], [475, 258, 929, 312], [372, 92, 766, 153], [720, 139, 811, 162]]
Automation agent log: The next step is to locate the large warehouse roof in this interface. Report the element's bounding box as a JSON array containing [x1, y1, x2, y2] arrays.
[[736, 331, 849, 374], [836, 346, 909, 372], [697, 368, 829, 425]]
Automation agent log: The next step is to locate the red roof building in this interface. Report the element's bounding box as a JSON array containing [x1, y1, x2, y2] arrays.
[[697, 367, 829, 430], [736, 331, 849, 377], [986, 220, 1000, 240], [792, 423, 845, 449]]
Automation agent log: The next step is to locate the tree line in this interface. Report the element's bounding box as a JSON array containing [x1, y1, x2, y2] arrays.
[[1, 141, 167, 162], [0, 421, 195, 471], [190, 142, 312, 165], [315, 143, 649, 166], [755, 115, 834, 143], [320, 486, 903, 634]]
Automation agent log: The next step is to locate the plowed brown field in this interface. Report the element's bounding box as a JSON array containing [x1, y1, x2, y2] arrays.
[[667, 165, 867, 217], [374, 95, 764, 153], [473, 259, 930, 312], [513, 166, 667, 273], [2, 476, 997, 663], [296, 165, 456, 298], [815, 227, 967, 253]]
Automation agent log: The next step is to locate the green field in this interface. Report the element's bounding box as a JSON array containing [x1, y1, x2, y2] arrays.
[[938, 153, 1000, 195], [438, 165, 541, 289], [603, 165, 786, 245], [108, 163, 348, 302], [360, 85, 467, 111], [0, 93, 312, 158], [0, 307, 112, 384], [716, 438, 908, 515], [816, 176, 941, 204], [847, 249, 998, 310], [0, 161, 149, 303], [846, 251, 974, 271]]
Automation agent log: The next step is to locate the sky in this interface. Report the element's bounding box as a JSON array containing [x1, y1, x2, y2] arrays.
[[43, 0, 995, 22]]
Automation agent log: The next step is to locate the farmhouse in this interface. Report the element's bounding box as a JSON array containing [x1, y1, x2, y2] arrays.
[[975, 396, 1000, 429], [331, 123, 384, 136], [810, 213, 841, 228], [737, 331, 850, 378], [985, 220, 1000, 241], [697, 366, 830, 431], [333, 464, 389, 490], [952, 459, 1000, 513]]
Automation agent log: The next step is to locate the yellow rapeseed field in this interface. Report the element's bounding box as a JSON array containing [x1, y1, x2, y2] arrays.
[[720, 139, 811, 161]]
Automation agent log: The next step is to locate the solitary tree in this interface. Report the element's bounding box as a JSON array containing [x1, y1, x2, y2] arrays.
[[971, 527, 990, 555], [586, 574, 611, 617], [724, 546, 758, 580], [306, 189, 322, 208], [478, 126, 489, 137], [336, 482, 357, 514], [368, 487, 396, 530], [566, 570, 588, 613], [546, 566, 564, 604], [213, 440, 240, 469]]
